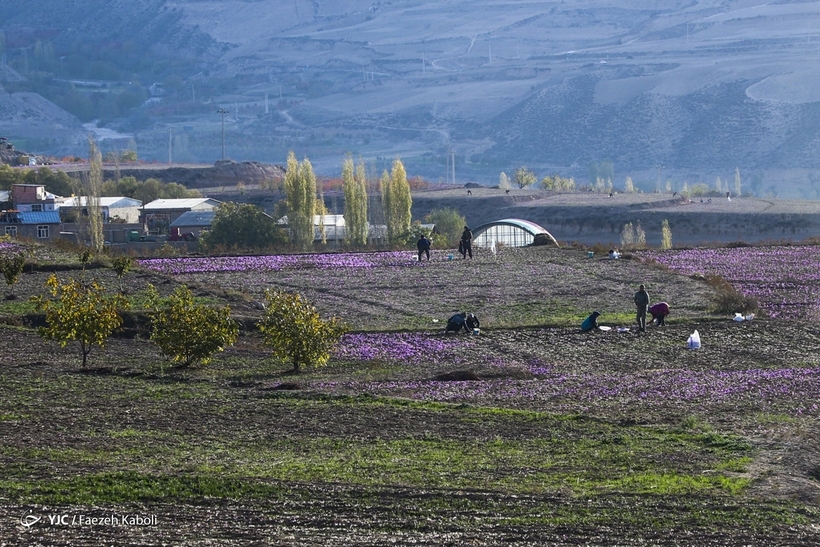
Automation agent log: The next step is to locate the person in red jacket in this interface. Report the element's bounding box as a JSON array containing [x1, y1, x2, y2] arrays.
[[648, 302, 670, 326]]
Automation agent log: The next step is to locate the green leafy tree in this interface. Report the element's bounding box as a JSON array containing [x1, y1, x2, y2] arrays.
[[200, 202, 288, 251], [134, 178, 162, 205], [0, 164, 21, 191], [513, 167, 537, 189], [34, 274, 129, 368], [620, 222, 635, 248], [381, 159, 412, 243], [425, 207, 466, 247], [111, 256, 133, 293], [146, 284, 239, 368], [0, 252, 25, 297], [541, 175, 575, 192], [661, 219, 673, 250], [540, 175, 555, 191], [342, 155, 369, 246], [160, 182, 200, 199], [257, 289, 348, 374], [284, 151, 317, 249], [621, 222, 646, 249]]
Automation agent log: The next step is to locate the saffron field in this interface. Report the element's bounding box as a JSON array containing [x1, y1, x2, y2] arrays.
[[1, 244, 819, 545]]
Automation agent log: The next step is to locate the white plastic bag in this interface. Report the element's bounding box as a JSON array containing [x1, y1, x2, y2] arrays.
[[687, 330, 701, 349]]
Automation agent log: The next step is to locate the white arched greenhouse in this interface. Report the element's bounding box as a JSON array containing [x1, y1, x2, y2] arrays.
[[471, 218, 559, 248]]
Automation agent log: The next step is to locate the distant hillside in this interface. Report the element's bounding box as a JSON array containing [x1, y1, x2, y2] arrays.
[[5, 1, 820, 196]]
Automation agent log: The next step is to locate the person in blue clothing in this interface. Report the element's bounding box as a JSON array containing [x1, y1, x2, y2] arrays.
[[446, 312, 469, 333], [417, 234, 431, 261], [581, 311, 601, 332]]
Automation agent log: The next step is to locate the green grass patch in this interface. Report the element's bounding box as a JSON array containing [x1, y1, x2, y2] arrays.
[[0, 297, 38, 316], [0, 472, 287, 504], [0, 396, 753, 501]]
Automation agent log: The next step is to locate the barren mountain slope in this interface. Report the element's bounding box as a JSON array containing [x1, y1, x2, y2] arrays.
[[4, 1, 820, 191]]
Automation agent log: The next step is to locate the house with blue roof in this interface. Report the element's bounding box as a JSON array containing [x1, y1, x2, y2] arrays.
[[0, 210, 61, 241]]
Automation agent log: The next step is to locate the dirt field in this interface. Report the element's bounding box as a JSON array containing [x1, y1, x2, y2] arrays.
[[1, 245, 820, 545]]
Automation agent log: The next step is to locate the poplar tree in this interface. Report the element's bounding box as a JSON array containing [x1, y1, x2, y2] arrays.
[[284, 151, 317, 249], [86, 138, 104, 252], [355, 159, 369, 244], [343, 155, 368, 246], [661, 219, 673, 249], [391, 159, 412, 240], [382, 159, 412, 243], [380, 169, 393, 241]]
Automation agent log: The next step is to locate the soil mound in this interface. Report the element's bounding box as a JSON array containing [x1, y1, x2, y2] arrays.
[[433, 370, 481, 381], [115, 160, 285, 189]]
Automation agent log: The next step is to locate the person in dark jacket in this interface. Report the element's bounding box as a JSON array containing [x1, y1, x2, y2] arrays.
[[460, 226, 473, 259], [634, 284, 650, 332], [417, 234, 431, 261], [466, 313, 480, 331], [648, 302, 670, 326], [581, 311, 601, 332], [446, 312, 468, 333]]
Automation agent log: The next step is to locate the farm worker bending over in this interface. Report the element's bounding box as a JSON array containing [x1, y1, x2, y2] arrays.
[[417, 234, 431, 262], [649, 302, 670, 326], [445, 312, 469, 333], [634, 284, 650, 332], [466, 313, 480, 331], [581, 311, 601, 332]]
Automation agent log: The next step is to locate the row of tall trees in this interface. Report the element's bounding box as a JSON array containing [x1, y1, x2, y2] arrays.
[[282, 152, 412, 248], [503, 165, 744, 196]]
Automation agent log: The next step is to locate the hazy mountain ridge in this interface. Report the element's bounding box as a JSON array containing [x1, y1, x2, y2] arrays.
[[4, 1, 820, 194]]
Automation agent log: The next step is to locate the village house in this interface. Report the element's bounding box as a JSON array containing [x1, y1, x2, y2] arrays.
[[10, 184, 59, 212], [57, 196, 143, 224], [140, 198, 221, 235], [0, 210, 61, 241]]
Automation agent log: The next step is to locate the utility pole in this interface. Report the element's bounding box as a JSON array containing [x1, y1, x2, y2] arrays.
[[217, 108, 228, 160], [168, 127, 173, 164], [451, 149, 456, 186], [656, 164, 664, 193]]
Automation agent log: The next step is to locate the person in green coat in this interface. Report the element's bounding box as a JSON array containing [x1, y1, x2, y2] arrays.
[[634, 284, 650, 332]]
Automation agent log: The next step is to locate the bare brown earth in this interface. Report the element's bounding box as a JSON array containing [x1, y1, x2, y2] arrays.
[[1, 246, 820, 544]]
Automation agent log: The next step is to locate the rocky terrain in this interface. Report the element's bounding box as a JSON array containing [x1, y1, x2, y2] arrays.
[[112, 160, 285, 189]]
